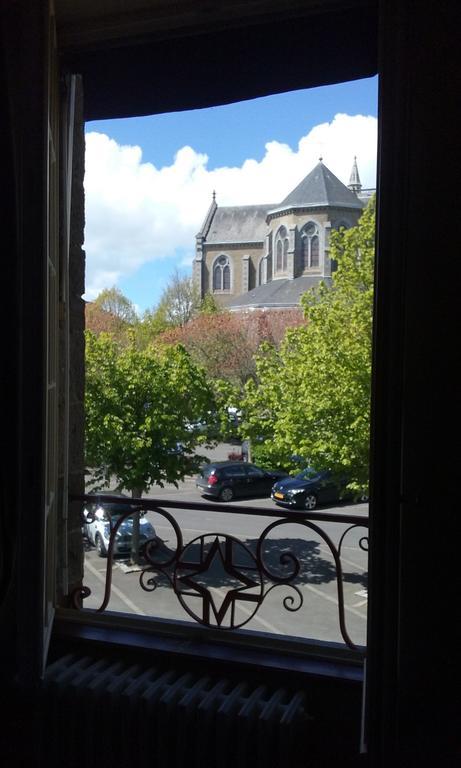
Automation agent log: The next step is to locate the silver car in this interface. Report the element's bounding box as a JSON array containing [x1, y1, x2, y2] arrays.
[[83, 495, 156, 558]]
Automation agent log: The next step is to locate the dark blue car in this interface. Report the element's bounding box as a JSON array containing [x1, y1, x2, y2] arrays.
[[271, 467, 362, 511]]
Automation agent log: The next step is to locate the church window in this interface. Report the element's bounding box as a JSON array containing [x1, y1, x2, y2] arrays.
[[301, 237, 309, 270], [276, 239, 283, 272], [311, 235, 319, 267], [275, 226, 289, 274], [223, 264, 230, 290], [213, 254, 231, 291], [301, 221, 320, 269]]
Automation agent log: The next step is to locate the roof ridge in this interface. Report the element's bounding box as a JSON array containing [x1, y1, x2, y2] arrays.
[[276, 160, 363, 210], [196, 193, 217, 239]]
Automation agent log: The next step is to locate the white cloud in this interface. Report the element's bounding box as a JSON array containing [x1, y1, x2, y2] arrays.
[[83, 113, 377, 299]]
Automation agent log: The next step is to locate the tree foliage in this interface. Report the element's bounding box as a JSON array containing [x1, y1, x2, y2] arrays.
[[85, 331, 218, 495], [85, 301, 126, 337], [157, 308, 304, 388], [241, 198, 375, 491], [199, 293, 220, 315], [86, 286, 139, 346], [93, 286, 137, 325], [152, 268, 201, 329]]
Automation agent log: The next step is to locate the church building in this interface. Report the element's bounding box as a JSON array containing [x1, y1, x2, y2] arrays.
[[193, 158, 374, 310]]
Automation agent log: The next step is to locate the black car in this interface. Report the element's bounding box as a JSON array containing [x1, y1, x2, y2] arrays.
[[196, 461, 288, 502], [271, 467, 356, 511]]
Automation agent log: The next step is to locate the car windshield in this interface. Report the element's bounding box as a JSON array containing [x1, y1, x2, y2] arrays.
[[296, 467, 322, 480], [94, 502, 141, 521]]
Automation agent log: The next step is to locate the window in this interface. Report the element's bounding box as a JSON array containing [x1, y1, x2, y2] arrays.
[[301, 221, 320, 270], [78, 89, 373, 651], [274, 226, 289, 273], [310, 234, 319, 266], [213, 254, 231, 291]]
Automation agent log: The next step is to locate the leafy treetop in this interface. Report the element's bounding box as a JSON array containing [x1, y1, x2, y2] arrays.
[[85, 331, 218, 495], [241, 196, 376, 492]]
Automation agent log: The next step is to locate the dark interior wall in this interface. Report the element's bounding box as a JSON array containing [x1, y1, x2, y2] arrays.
[[1, 1, 459, 766], [367, 2, 460, 764], [62, 75, 87, 604], [0, 0, 49, 684]]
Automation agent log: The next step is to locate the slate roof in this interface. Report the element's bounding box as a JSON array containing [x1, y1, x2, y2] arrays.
[[226, 275, 328, 310], [201, 204, 275, 244], [271, 161, 364, 212]]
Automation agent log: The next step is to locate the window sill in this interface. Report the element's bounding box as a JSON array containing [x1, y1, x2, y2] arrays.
[[52, 609, 364, 685]]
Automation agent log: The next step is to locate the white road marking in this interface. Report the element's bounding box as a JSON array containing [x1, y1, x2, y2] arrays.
[[208, 586, 286, 635], [85, 558, 147, 616], [304, 584, 367, 619], [316, 543, 367, 572]]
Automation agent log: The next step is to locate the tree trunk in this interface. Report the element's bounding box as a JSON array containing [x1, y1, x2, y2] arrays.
[[130, 488, 142, 565]]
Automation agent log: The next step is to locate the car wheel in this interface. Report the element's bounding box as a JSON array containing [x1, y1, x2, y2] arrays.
[[219, 487, 234, 502], [303, 493, 317, 511], [95, 533, 107, 558]]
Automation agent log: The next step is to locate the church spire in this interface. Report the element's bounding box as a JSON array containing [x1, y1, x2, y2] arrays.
[[348, 156, 362, 195]]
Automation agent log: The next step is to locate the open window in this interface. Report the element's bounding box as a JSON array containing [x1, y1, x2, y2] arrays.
[[57, 0, 378, 673]]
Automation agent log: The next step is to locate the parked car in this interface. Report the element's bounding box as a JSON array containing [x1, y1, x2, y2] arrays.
[[196, 461, 288, 502], [167, 441, 185, 455], [82, 493, 157, 557], [271, 467, 362, 511]]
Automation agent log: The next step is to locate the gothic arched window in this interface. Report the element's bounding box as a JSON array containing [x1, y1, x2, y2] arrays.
[[274, 226, 289, 274], [301, 236, 309, 271], [311, 235, 319, 267], [300, 221, 320, 270], [213, 254, 231, 291]]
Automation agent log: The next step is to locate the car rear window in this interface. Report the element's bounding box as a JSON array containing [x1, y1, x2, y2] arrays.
[[201, 465, 217, 479]]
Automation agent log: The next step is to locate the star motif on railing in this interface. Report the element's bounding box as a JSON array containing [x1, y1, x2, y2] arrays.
[[175, 535, 263, 628]]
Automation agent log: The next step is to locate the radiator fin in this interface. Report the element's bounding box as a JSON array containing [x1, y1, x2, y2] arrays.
[[40, 654, 311, 768]]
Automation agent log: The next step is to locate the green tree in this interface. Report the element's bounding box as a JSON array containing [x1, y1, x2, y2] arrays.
[[199, 293, 220, 315], [85, 332, 217, 559], [133, 270, 201, 348], [93, 286, 137, 325], [241, 198, 375, 493], [133, 307, 171, 348], [154, 268, 201, 328]]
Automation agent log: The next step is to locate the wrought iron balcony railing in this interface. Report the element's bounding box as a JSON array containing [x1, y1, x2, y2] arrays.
[[71, 493, 368, 654]]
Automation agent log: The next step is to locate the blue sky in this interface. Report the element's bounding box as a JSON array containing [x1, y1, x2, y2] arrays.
[[84, 76, 378, 314]]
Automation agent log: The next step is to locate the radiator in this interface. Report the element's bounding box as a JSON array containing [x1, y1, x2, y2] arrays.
[[39, 653, 311, 768]]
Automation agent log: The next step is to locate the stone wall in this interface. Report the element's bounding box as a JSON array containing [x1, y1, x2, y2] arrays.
[[58, 76, 86, 605]]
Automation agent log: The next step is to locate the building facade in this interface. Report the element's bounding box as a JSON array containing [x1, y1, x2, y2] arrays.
[[194, 158, 373, 310]]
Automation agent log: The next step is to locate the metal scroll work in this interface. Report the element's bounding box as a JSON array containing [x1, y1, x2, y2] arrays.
[[73, 495, 368, 652]]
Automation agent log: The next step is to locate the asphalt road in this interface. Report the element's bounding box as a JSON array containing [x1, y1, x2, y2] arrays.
[[82, 449, 369, 650]]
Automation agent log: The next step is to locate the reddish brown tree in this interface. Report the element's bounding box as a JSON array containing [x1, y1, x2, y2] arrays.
[[157, 308, 305, 386], [85, 301, 124, 336]]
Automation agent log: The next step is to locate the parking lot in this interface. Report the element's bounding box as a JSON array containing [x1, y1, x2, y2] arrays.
[[82, 444, 369, 650]]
